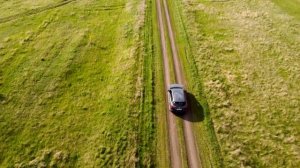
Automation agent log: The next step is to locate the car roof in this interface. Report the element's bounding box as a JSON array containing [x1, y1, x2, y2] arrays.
[[170, 88, 185, 102]]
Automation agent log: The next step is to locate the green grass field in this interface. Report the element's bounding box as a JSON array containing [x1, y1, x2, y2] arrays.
[[176, 0, 300, 167], [0, 0, 155, 167], [1, 0, 299, 167]]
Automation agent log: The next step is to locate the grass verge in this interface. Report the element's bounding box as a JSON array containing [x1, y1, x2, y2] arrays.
[[137, 0, 156, 167]]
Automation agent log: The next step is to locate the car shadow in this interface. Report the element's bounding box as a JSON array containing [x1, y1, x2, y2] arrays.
[[174, 92, 204, 122]]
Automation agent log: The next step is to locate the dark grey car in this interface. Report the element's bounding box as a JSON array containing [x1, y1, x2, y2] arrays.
[[168, 84, 187, 114]]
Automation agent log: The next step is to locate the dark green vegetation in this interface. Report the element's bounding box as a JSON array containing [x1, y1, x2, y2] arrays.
[[176, 0, 299, 167], [139, 0, 156, 166], [0, 0, 155, 167]]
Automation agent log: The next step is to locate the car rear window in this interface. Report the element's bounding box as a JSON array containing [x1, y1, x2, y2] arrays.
[[174, 102, 186, 106]]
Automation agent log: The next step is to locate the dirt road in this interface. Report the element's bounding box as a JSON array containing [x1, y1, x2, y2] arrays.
[[155, 0, 183, 167], [155, 0, 202, 167]]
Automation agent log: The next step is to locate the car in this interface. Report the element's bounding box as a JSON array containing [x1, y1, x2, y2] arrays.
[[168, 84, 187, 114]]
